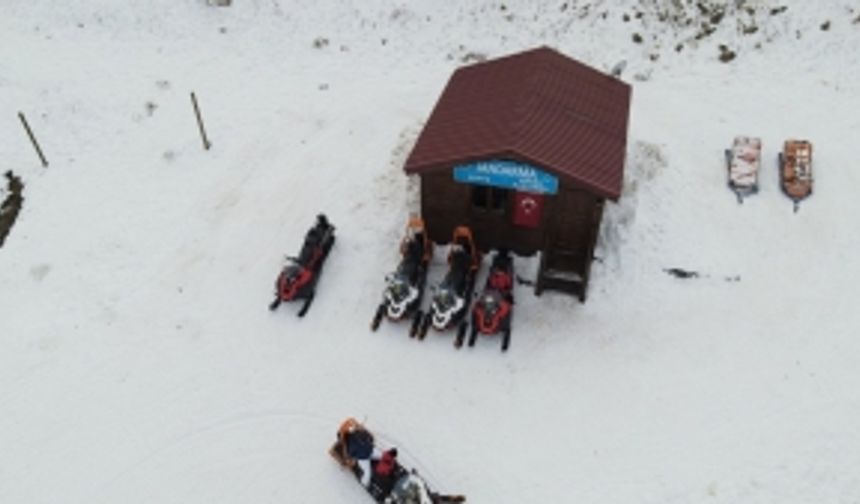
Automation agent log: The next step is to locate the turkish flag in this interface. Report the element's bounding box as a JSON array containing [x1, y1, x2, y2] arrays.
[[513, 191, 544, 228]]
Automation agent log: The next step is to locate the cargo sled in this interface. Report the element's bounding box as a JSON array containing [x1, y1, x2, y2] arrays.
[[329, 418, 465, 504], [724, 136, 761, 203], [779, 139, 813, 212]]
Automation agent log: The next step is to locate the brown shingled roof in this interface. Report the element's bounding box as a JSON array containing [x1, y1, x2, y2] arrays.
[[403, 47, 632, 200]]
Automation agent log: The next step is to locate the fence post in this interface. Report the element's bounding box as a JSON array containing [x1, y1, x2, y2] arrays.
[[190, 92, 212, 150], [18, 112, 49, 167]]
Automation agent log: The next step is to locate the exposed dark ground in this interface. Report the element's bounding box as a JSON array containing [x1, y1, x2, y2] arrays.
[[0, 171, 24, 248]]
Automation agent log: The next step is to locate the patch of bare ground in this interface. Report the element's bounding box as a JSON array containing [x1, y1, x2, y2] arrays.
[[0, 171, 24, 248]]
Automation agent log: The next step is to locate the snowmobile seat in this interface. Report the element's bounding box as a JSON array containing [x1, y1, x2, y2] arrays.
[[449, 226, 479, 271], [488, 269, 512, 292], [400, 222, 432, 265], [397, 238, 425, 282]]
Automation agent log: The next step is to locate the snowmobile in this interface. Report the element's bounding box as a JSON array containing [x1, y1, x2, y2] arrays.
[[371, 217, 433, 336], [416, 226, 480, 346], [329, 418, 465, 504], [468, 249, 514, 351], [268, 214, 335, 317]]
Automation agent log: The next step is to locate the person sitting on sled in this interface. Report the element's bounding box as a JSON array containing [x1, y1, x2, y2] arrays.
[[367, 447, 400, 497], [374, 448, 398, 478]]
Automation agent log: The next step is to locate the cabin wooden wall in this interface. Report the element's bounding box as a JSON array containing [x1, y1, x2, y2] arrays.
[[542, 183, 600, 270], [419, 171, 603, 260], [420, 171, 470, 245]]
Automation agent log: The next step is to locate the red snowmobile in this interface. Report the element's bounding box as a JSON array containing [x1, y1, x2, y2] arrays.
[[370, 217, 433, 336], [468, 250, 514, 351], [416, 226, 481, 346], [268, 214, 335, 317], [329, 418, 465, 504]]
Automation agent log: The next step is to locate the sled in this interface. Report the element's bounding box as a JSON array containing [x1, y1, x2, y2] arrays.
[[370, 217, 433, 336], [724, 135, 761, 203], [468, 250, 514, 351], [329, 418, 466, 504], [417, 226, 481, 345], [268, 214, 335, 316], [779, 139, 813, 212]]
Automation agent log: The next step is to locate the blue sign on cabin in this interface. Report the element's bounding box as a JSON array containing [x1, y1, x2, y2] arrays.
[[453, 159, 558, 195]]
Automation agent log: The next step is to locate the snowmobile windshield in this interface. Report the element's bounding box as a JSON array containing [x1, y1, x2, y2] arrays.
[[283, 264, 301, 283], [388, 276, 411, 303], [435, 288, 457, 313], [481, 293, 500, 315]]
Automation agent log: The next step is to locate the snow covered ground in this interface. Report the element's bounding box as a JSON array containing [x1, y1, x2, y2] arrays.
[[2, 1, 860, 502]]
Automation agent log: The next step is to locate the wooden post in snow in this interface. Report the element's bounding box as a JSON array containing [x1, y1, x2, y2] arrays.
[[190, 92, 211, 150], [18, 112, 49, 167]]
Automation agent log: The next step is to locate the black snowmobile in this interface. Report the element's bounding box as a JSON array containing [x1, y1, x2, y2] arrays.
[[330, 418, 465, 504], [268, 214, 335, 317], [416, 226, 480, 346], [468, 250, 514, 351], [371, 218, 433, 336]]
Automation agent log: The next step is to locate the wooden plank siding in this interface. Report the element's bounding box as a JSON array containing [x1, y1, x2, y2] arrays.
[[420, 172, 545, 255]]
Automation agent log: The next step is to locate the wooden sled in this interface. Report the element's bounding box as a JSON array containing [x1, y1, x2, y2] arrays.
[[779, 139, 813, 212], [725, 136, 761, 203]]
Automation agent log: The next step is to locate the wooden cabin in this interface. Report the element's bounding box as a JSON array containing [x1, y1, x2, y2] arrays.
[[403, 47, 632, 302]]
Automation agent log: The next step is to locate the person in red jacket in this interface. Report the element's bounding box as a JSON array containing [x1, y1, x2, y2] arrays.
[[374, 448, 398, 478]]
